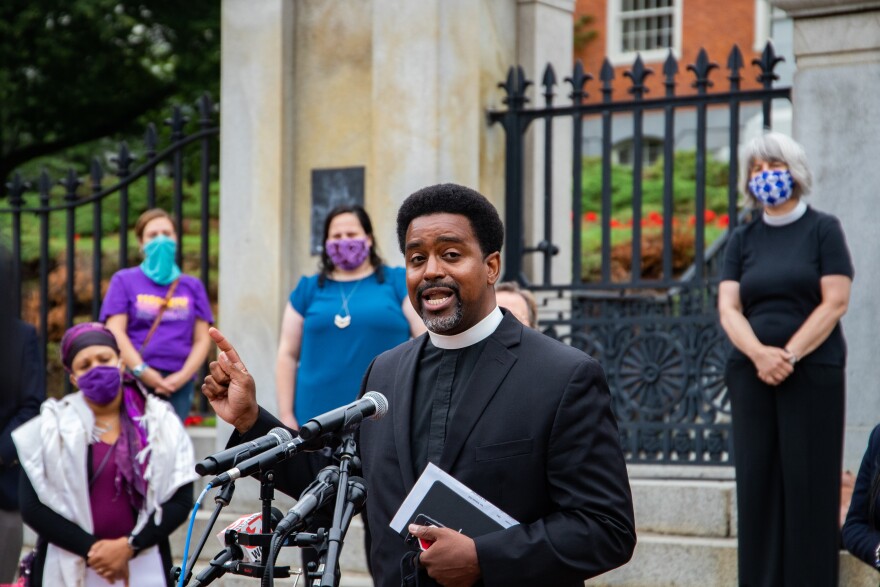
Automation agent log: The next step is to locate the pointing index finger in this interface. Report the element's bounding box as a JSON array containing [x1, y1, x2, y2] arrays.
[[209, 327, 243, 366]]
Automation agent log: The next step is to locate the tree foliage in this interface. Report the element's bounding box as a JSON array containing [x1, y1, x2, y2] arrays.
[[0, 1, 220, 182]]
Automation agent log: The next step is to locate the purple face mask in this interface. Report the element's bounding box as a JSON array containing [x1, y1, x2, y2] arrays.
[[76, 365, 122, 405], [326, 238, 370, 271]]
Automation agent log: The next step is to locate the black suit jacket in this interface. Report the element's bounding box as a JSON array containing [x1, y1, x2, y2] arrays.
[[0, 321, 45, 510], [237, 313, 635, 586], [843, 423, 880, 570]]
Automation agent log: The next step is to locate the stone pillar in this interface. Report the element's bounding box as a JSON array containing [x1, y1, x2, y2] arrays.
[[369, 0, 554, 268], [217, 0, 298, 448], [517, 0, 575, 286], [217, 0, 574, 449], [772, 0, 880, 469]]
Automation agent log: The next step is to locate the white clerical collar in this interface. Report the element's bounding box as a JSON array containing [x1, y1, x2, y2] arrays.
[[427, 307, 504, 350], [763, 201, 807, 227]]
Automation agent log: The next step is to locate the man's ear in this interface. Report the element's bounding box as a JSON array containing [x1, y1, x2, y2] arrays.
[[485, 251, 501, 285]]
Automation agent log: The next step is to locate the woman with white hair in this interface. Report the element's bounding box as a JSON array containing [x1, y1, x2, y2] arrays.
[[718, 132, 853, 586]]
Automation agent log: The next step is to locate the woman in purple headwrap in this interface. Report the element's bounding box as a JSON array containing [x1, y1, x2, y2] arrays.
[[12, 323, 196, 586]]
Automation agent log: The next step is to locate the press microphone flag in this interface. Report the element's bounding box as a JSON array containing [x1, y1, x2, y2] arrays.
[[190, 509, 284, 586], [195, 427, 293, 476], [215, 508, 284, 563], [298, 391, 388, 441]]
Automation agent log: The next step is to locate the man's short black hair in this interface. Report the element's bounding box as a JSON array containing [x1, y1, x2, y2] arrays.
[[396, 183, 504, 256]]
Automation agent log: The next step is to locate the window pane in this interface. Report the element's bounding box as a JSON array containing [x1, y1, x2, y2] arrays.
[[619, 0, 675, 53]]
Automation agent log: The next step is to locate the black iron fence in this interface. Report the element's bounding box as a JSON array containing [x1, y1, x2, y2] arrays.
[[490, 43, 790, 465], [1, 95, 219, 392]]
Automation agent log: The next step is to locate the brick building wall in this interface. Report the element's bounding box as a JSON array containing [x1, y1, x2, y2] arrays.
[[573, 0, 769, 104]]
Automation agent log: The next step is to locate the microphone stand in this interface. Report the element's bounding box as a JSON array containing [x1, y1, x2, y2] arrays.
[[234, 469, 292, 581], [316, 433, 358, 587], [171, 481, 236, 586], [185, 469, 292, 586]]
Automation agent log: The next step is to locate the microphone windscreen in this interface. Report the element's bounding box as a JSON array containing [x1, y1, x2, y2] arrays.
[[269, 427, 294, 443], [364, 391, 389, 419]]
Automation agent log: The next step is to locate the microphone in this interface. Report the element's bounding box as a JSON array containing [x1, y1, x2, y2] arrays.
[[195, 427, 293, 476], [345, 476, 368, 512], [208, 435, 323, 487], [298, 391, 388, 441], [275, 466, 341, 535]]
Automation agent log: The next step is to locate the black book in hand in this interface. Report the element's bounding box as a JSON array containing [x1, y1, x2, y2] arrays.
[[390, 463, 518, 540]]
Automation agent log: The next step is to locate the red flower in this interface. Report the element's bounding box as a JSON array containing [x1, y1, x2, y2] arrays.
[[584, 211, 598, 222], [648, 211, 663, 226], [704, 210, 717, 222], [717, 214, 730, 227], [688, 215, 697, 226], [184, 415, 204, 427], [610, 218, 621, 228]]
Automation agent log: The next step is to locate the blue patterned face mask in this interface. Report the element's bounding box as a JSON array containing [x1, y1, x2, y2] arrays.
[[748, 169, 795, 207], [140, 234, 181, 285]]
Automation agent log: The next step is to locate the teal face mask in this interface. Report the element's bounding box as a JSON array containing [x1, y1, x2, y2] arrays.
[[140, 234, 181, 285]]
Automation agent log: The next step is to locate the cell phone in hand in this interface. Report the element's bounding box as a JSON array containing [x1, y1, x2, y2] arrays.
[[406, 513, 444, 550]]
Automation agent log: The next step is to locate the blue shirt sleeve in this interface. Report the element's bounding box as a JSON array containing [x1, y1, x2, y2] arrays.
[[290, 275, 315, 315], [387, 266, 408, 306]]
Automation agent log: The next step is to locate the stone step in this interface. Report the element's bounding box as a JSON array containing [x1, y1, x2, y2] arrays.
[[20, 535, 874, 586], [585, 533, 876, 587], [22, 430, 876, 585], [629, 477, 737, 538]]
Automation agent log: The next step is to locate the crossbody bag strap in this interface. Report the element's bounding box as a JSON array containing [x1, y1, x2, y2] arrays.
[[138, 278, 180, 354]]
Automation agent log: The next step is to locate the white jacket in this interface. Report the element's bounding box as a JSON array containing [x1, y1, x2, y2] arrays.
[[12, 391, 197, 587]]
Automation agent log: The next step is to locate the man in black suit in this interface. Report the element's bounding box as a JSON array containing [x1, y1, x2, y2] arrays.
[[0, 251, 46, 582], [203, 183, 636, 586]]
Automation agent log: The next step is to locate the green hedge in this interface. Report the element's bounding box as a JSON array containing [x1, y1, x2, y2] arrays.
[[581, 151, 734, 216]]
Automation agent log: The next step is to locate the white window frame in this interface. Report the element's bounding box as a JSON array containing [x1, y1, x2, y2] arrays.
[[753, 0, 771, 52], [606, 0, 683, 67]]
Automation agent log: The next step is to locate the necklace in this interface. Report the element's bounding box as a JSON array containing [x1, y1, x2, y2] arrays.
[[95, 418, 115, 433], [334, 279, 363, 329], [91, 418, 116, 443]]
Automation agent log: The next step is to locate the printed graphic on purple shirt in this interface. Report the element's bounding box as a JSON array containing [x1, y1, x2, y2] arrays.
[[100, 267, 214, 373]]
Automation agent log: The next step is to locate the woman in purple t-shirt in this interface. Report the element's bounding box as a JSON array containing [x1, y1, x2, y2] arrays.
[[101, 209, 214, 419]]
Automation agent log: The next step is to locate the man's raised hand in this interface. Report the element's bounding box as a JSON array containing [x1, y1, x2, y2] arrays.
[[202, 327, 259, 432]]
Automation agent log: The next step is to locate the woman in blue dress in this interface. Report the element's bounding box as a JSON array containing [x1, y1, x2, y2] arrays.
[[275, 204, 425, 429]]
